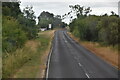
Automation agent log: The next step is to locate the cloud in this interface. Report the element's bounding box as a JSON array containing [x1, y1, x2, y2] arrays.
[[20, 1, 118, 24], [20, 0, 119, 2]]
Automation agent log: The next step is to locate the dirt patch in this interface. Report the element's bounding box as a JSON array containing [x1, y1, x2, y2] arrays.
[[68, 32, 119, 69]]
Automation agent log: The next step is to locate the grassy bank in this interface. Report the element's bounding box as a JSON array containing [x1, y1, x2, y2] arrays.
[[2, 30, 55, 78], [68, 32, 119, 69]]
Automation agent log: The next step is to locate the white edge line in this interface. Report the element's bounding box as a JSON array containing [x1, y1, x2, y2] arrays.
[[85, 73, 90, 78], [46, 44, 53, 79], [65, 31, 91, 79]]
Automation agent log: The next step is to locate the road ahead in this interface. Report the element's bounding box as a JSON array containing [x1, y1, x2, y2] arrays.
[[47, 30, 118, 78]]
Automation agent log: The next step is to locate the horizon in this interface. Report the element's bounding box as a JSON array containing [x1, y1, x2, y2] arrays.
[[19, 0, 119, 24]]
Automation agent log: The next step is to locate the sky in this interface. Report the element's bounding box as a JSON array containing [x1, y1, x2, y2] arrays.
[[20, 0, 119, 24]]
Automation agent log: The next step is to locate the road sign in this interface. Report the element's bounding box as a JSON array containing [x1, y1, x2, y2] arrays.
[[49, 24, 52, 29]]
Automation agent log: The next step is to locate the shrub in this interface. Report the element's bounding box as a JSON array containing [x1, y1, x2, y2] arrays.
[[2, 16, 27, 52]]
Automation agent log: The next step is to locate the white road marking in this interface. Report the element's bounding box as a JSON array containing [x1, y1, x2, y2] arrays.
[[78, 63, 82, 66], [63, 32, 68, 43], [46, 46, 53, 80], [63, 31, 91, 78], [65, 41, 67, 43], [85, 73, 90, 78], [64, 32, 71, 40]]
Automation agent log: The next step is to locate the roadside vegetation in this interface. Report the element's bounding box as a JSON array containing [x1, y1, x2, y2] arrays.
[[2, 2, 38, 78], [2, 1, 58, 78], [2, 0, 66, 77], [13, 30, 55, 78], [64, 5, 119, 68], [2, 2, 38, 53], [38, 11, 67, 29], [3, 30, 54, 78], [2, 1, 119, 78]]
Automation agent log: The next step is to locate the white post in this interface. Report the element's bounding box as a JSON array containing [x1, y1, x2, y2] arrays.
[[49, 24, 52, 29]]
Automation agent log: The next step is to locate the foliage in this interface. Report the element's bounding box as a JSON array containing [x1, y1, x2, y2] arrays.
[[70, 16, 99, 41], [38, 11, 54, 29], [97, 16, 119, 46], [23, 6, 36, 20], [69, 4, 92, 18], [63, 4, 92, 21], [22, 6, 38, 39], [2, 2, 37, 52], [68, 4, 119, 46], [38, 11, 66, 29], [3, 30, 53, 78], [2, 16, 27, 52], [2, 2, 21, 18]]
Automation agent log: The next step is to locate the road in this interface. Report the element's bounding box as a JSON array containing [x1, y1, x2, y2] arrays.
[[47, 30, 118, 78]]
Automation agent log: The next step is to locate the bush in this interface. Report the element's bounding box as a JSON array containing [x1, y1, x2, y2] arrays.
[[2, 16, 27, 52], [97, 16, 118, 46], [70, 16, 99, 41], [69, 15, 119, 46]]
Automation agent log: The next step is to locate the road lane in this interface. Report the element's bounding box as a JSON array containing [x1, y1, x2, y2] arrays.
[[47, 30, 118, 78]]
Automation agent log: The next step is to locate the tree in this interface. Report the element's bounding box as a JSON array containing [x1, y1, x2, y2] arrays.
[[53, 15, 62, 28], [2, 2, 21, 18], [38, 11, 65, 29], [22, 6, 37, 39], [2, 2, 29, 52], [38, 11, 54, 29], [98, 16, 118, 46], [23, 6, 36, 20], [2, 16, 27, 52], [69, 5, 84, 17], [110, 11, 119, 17], [63, 4, 92, 21], [84, 7, 92, 16]]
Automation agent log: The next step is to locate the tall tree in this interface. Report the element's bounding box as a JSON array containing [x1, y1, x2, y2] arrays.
[[38, 11, 54, 29], [22, 6, 37, 39], [2, 2, 21, 18], [53, 15, 62, 28], [63, 4, 92, 20], [23, 6, 36, 20]]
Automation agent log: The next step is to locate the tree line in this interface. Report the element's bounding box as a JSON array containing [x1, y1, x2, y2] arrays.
[[2, 2, 38, 53], [2, 1, 67, 53], [38, 11, 67, 29], [64, 5, 119, 47]]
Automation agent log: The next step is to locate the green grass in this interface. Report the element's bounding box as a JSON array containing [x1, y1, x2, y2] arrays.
[[13, 49, 43, 78], [2, 31, 52, 78]]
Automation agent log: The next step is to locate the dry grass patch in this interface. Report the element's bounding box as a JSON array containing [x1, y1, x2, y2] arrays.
[[38, 30, 55, 37], [12, 30, 55, 78], [81, 42, 118, 68], [25, 40, 41, 52], [3, 40, 40, 78], [3, 30, 55, 78]]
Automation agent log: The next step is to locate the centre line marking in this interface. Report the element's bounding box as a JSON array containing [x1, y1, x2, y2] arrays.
[[78, 63, 82, 66], [85, 73, 90, 78]]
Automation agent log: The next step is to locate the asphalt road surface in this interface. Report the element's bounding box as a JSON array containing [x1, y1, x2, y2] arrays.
[[47, 30, 118, 78]]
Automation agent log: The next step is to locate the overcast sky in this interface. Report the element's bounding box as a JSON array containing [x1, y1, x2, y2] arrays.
[[20, 0, 119, 24]]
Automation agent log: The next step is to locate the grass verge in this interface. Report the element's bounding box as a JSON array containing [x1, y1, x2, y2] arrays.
[[68, 32, 119, 69], [2, 30, 55, 78]]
